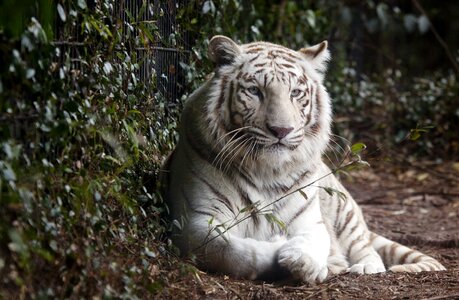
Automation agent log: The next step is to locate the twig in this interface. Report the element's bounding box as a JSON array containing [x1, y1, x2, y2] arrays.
[[228, 287, 243, 300], [411, 0, 459, 75], [282, 286, 315, 292], [304, 282, 337, 300], [210, 279, 227, 293]]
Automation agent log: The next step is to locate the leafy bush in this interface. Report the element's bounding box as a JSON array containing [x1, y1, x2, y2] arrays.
[[329, 66, 459, 157], [0, 1, 178, 297]]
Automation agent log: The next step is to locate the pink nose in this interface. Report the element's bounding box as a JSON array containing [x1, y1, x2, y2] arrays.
[[268, 125, 294, 139]]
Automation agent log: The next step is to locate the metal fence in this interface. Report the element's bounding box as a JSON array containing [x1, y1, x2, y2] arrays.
[[119, 0, 189, 104], [54, 0, 189, 103]]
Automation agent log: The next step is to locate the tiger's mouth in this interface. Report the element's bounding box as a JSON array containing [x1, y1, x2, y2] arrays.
[[253, 140, 299, 152]]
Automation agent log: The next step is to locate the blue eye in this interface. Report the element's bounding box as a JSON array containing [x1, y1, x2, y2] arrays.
[[291, 89, 302, 97], [248, 86, 261, 96]]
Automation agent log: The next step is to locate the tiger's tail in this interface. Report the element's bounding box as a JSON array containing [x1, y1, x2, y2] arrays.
[[370, 232, 446, 272]]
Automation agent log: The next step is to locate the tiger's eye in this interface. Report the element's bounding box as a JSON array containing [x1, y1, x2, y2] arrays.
[[291, 89, 302, 98], [248, 86, 261, 96]]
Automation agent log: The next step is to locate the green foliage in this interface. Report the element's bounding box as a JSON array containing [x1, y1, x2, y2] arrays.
[[330, 67, 459, 157], [0, 0, 178, 297]]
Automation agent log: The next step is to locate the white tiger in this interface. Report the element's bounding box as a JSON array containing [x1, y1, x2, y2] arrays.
[[162, 35, 446, 283]]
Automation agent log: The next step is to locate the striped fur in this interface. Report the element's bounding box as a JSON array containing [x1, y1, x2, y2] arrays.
[[163, 35, 445, 283]]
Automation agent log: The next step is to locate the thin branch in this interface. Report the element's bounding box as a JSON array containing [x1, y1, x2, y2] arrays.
[[193, 157, 361, 251]]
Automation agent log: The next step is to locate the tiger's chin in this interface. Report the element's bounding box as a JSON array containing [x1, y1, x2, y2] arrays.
[[251, 141, 302, 168]]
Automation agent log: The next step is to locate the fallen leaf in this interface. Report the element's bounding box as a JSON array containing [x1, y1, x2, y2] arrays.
[[416, 173, 429, 181]]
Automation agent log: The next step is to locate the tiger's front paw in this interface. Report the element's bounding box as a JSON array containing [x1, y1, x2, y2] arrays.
[[347, 262, 386, 274], [277, 236, 328, 283]]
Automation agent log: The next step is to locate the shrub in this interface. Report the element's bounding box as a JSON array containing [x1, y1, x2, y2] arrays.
[[0, 1, 178, 297]]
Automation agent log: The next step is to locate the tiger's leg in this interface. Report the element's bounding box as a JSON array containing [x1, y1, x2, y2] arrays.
[[335, 198, 386, 274], [370, 232, 446, 272], [277, 197, 330, 283], [180, 215, 287, 280], [327, 236, 349, 274]]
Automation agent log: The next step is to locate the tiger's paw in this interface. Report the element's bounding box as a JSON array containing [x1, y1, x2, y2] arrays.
[[277, 237, 328, 283], [347, 262, 386, 274]]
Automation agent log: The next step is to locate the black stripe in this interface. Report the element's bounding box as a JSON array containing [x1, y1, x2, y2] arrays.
[[254, 62, 267, 67], [355, 252, 372, 263], [189, 168, 234, 214], [334, 197, 343, 229], [281, 55, 296, 63], [237, 187, 253, 208], [249, 53, 262, 62], [231, 167, 258, 190], [285, 196, 314, 227], [194, 210, 214, 218], [211, 205, 225, 215], [347, 223, 359, 239], [280, 63, 295, 69], [337, 210, 354, 237], [389, 243, 398, 265], [246, 47, 264, 54], [217, 76, 228, 111], [346, 234, 365, 258], [290, 168, 310, 184], [399, 249, 416, 264], [184, 125, 218, 164]]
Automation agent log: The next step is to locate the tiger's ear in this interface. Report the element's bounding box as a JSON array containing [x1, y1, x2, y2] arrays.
[[208, 35, 241, 67], [298, 41, 330, 72]]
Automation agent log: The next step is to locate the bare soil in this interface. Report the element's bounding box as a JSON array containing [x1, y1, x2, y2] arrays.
[[155, 161, 459, 299]]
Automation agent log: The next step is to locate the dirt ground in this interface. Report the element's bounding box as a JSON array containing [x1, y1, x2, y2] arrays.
[[156, 160, 459, 299]]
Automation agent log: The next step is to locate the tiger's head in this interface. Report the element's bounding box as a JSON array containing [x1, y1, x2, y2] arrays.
[[204, 35, 332, 169]]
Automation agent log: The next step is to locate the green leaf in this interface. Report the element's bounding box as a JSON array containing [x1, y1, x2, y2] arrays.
[[214, 226, 228, 243], [409, 125, 435, 141], [322, 186, 347, 201], [207, 216, 214, 225], [409, 130, 421, 141], [351, 142, 366, 155], [264, 214, 286, 231], [298, 189, 308, 201]]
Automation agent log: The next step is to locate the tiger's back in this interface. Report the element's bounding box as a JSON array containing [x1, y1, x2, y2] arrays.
[[164, 35, 445, 282]]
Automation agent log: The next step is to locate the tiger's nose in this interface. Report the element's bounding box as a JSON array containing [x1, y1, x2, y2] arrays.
[[267, 125, 294, 139]]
